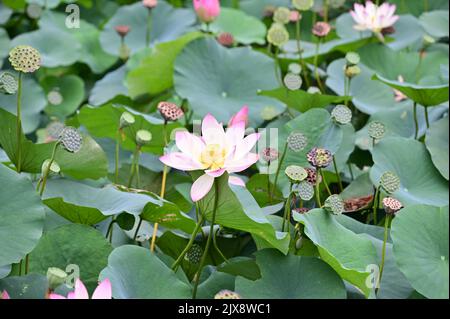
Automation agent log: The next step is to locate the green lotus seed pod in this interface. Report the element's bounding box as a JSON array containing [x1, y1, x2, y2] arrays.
[[26, 3, 43, 19], [46, 267, 67, 290], [260, 106, 278, 121], [380, 171, 400, 194], [292, 0, 314, 11], [185, 244, 203, 264], [284, 73, 303, 91], [120, 111, 135, 129], [368, 121, 386, 140], [307, 86, 321, 94], [136, 130, 152, 146], [345, 52, 360, 66], [288, 63, 302, 75], [423, 34, 436, 45], [287, 132, 308, 152], [214, 290, 241, 299], [41, 159, 61, 175], [47, 90, 64, 106], [273, 7, 291, 24], [296, 181, 314, 201], [295, 236, 304, 249], [285, 165, 308, 183], [331, 104, 352, 125], [267, 23, 290, 47], [60, 127, 83, 153], [0, 72, 18, 95], [9, 45, 41, 73], [345, 65, 361, 78], [324, 194, 344, 215]]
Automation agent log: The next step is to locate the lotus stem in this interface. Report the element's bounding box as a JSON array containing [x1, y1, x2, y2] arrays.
[[378, 214, 391, 291], [25, 254, 29, 275], [212, 228, 228, 263], [333, 156, 344, 192], [323, 0, 329, 22], [16, 72, 23, 173], [295, 16, 311, 87], [127, 146, 140, 188], [319, 168, 332, 196], [114, 129, 121, 184], [106, 218, 116, 243], [315, 177, 322, 208], [413, 102, 419, 140], [192, 179, 219, 299], [313, 40, 325, 92], [424, 107, 430, 130], [270, 142, 288, 203], [132, 217, 143, 241], [39, 142, 59, 197], [282, 185, 293, 232], [274, 47, 283, 87], [372, 186, 380, 225], [146, 9, 152, 47]]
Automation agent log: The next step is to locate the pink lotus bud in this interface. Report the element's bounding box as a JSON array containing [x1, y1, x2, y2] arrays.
[[228, 105, 249, 127], [193, 0, 221, 23], [142, 0, 158, 8]]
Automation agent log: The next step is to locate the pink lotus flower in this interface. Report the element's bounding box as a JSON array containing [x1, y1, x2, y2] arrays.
[[160, 107, 259, 202], [350, 1, 399, 33], [49, 278, 112, 299], [142, 0, 158, 8], [1, 290, 10, 299], [193, 0, 221, 23]]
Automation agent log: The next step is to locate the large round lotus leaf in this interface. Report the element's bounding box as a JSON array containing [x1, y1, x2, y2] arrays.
[[0, 265, 11, 279], [89, 66, 128, 106], [426, 116, 449, 180], [174, 37, 285, 126], [39, 11, 117, 74], [195, 173, 290, 254], [29, 224, 113, 293], [99, 245, 192, 298], [391, 205, 449, 299], [0, 165, 45, 266], [126, 32, 202, 98], [0, 28, 10, 68], [0, 76, 47, 134], [0, 5, 13, 24], [326, 59, 396, 114], [99, 1, 196, 57], [2, 0, 26, 10], [209, 8, 267, 45], [420, 10, 449, 38], [10, 26, 81, 68], [240, 0, 290, 18], [355, 103, 448, 150], [41, 75, 85, 119], [0, 108, 108, 180], [335, 14, 424, 50], [370, 137, 449, 206], [390, 0, 448, 16], [0, 274, 48, 299], [294, 209, 378, 298], [235, 249, 346, 299]]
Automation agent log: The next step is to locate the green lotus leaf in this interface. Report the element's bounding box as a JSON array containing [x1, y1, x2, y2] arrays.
[[196, 269, 235, 299], [209, 8, 267, 45], [370, 137, 449, 206], [2, 0, 26, 10], [89, 66, 128, 106], [0, 28, 10, 68], [391, 205, 449, 299], [174, 37, 285, 126], [294, 209, 379, 298], [0, 165, 45, 266], [29, 224, 113, 293], [425, 116, 449, 180], [0, 274, 48, 299], [390, 0, 448, 16], [0, 5, 13, 24], [419, 10, 449, 38], [99, 245, 192, 298], [99, 1, 196, 57], [240, 0, 291, 18], [0, 265, 11, 279], [235, 249, 346, 299]]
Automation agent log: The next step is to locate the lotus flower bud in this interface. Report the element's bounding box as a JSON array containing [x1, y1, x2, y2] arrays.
[[193, 0, 220, 23], [142, 0, 158, 9], [217, 32, 235, 47], [9, 45, 41, 73], [46, 267, 67, 290], [115, 25, 131, 38], [312, 22, 331, 38]]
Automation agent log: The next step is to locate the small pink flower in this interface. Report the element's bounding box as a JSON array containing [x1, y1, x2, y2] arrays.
[[49, 278, 112, 299], [115, 25, 131, 38], [312, 22, 331, 38], [142, 0, 158, 8], [193, 0, 221, 23], [350, 1, 399, 33], [1, 290, 10, 299], [160, 107, 259, 202], [289, 11, 301, 23], [228, 105, 249, 128]]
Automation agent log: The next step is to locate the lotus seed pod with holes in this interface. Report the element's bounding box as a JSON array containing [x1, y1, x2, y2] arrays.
[[297, 181, 314, 201], [60, 127, 83, 153], [41, 159, 61, 175], [47, 121, 65, 140], [185, 244, 203, 264], [305, 167, 321, 185], [46, 267, 67, 290], [267, 23, 290, 47], [382, 197, 403, 215], [380, 171, 400, 194], [261, 147, 279, 162], [47, 90, 63, 106], [273, 7, 291, 24], [292, 0, 314, 11], [285, 165, 308, 183], [307, 147, 333, 168], [307, 86, 321, 94], [368, 121, 386, 139], [288, 63, 302, 75], [136, 130, 152, 146], [157, 101, 184, 122], [295, 207, 310, 214], [9, 45, 41, 73], [26, 3, 43, 19], [295, 236, 303, 249], [214, 290, 241, 299], [324, 195, 344, 215], [287, 132, 308, 152], [0, 72, 18, 95], [284, 73, 302, 91], [331, 104, 352, 125], [345, 65, 361, 78], [119, 112, 135, 129], [345, 52, 360, 66], [260, 106, 278, 121]]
